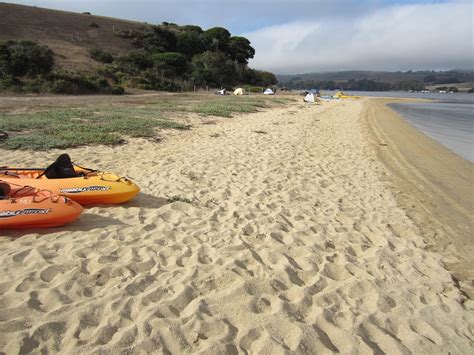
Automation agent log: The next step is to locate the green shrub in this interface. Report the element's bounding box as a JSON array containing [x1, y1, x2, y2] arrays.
[[245, 85, 263, 93], [23, 77, 49, 93], [49, 73, 109, 94], [89, 48, 114, 63], [0, 76, 21, 91], [150, 52, 187, 76], [111, 86, 125, 95], [0, 40, 54, 77]]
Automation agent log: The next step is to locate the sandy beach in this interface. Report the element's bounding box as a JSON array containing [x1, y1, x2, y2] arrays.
[[0, 97, 473, 353]]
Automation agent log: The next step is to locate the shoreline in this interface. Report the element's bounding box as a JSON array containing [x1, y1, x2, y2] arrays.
[[363, 98, 474, 297]]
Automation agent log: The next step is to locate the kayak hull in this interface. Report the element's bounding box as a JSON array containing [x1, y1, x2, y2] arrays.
[[0, 184, 83, 229], [0, 168, 140, 205]]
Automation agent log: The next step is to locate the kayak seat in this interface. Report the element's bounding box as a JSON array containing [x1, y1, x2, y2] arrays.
[[40, 154, 82, 179]]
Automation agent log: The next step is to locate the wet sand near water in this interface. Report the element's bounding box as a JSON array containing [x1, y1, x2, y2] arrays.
[[364, 98, 473, 297]]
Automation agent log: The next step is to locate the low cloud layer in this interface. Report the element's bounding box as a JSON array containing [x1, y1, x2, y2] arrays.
[[7, 0, 385, 32], [244, 1, 474, 73]]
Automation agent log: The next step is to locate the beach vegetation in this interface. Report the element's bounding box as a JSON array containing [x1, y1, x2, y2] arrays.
[[192, 96, 290, 117], [0, 106, 189, 150], [167, 195, 192, 204], [0, 95, 292, 149]]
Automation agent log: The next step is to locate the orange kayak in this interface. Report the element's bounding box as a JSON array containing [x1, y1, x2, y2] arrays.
[[0, 181, 83, 229]]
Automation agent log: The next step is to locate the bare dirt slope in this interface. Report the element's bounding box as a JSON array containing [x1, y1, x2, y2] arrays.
[[0, 2, 148, 72]]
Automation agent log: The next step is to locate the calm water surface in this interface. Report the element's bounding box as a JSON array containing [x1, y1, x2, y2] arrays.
[[340, 92, 474, 163]]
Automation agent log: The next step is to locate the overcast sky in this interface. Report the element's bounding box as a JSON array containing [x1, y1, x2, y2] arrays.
[[5, 0, 474, 74]]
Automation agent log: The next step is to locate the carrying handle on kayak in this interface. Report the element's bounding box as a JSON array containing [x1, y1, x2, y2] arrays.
[[97, 171, 130, 183], [6, 181, 63, 203]]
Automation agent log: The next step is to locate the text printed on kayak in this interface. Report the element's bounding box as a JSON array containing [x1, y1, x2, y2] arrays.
[[60, 186, 111, 194]]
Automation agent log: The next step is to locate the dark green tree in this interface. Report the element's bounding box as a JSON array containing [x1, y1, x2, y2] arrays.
[[180, 25, 204, 34], [177, 31, 205, 58], [150, 52, 188, 77], [228, 36, 255, 64], [203, 27, 231, 52], [141, 26, 178, 52], [115, 50, 152, 75], [191, 51, 237, 87], [253, 70, 277, 87]]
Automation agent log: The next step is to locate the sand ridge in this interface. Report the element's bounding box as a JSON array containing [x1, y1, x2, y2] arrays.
[[0, 98, 473, 353]]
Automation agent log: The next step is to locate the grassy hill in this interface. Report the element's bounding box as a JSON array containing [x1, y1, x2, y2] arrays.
[[0, 2, 148, 73]]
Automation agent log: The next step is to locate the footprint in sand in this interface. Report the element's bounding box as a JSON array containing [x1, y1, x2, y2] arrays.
[[409, 318, 444, 345], [40, 265, 64, 283], [12, 249, 32, 263], [270, 232, 293, 244], [251, 297, 273, 314], [322, 263, 351, 281]]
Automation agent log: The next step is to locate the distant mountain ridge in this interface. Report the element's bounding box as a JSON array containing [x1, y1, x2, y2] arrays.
[[277, 70, 474, 85]]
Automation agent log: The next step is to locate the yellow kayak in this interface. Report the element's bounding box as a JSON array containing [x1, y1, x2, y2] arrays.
[[333, 91, 360, 99], [0, 155, 139, 205]]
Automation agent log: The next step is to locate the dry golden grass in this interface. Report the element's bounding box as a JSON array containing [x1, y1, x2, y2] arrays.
[[0, 3, 147, 73]]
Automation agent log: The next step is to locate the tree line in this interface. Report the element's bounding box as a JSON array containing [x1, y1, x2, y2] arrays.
[[0, 23, 277, 94], [101, 23, 277, 90]]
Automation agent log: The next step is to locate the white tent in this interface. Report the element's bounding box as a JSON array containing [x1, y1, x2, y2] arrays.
[[303, 93, 315, 103], [233, 88, 245, 95], [263, 88, 274, 95]]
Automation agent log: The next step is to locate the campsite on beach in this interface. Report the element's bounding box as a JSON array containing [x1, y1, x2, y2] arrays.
[[0, 1, 473, 354]]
